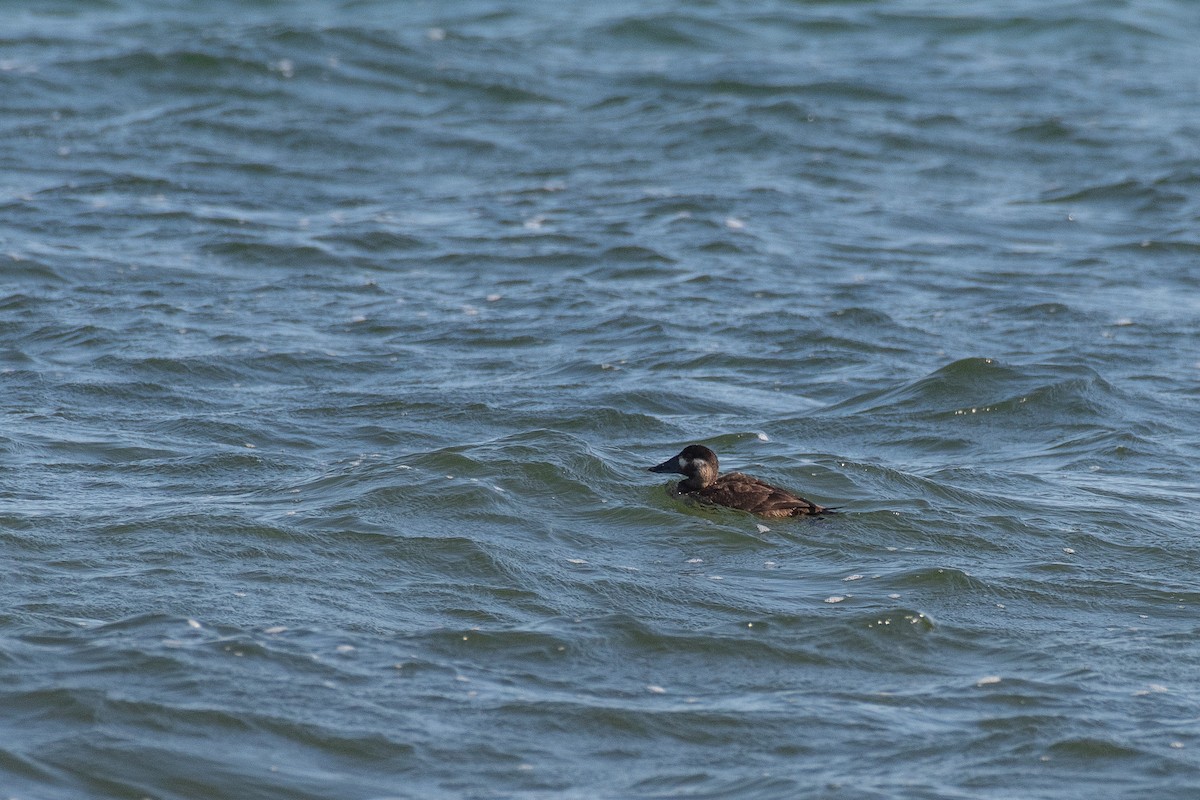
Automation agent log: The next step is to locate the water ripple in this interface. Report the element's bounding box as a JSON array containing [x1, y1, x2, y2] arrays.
[[3, 2, 1200, 798]]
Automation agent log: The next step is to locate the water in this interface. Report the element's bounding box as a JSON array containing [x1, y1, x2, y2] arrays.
[[3, 1, 1199, 797]]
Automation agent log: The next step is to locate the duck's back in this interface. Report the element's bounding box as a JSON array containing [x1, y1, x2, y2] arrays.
[[697, 472, 827, 517]]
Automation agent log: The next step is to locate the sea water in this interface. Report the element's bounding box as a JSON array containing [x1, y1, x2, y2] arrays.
[[3, 1, 1199, 797]]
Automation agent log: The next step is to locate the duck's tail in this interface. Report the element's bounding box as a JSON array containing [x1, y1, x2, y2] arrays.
[[796, 504, 840, 516]]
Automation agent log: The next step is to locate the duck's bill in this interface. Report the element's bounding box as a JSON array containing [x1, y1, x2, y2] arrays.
[[648, 457, 680, 474]]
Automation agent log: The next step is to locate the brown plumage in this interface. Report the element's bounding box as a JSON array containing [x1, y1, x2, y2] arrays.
[[648, 444, 832, 518]]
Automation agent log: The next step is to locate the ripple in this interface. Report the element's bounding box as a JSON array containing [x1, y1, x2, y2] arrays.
[[4, 3, 1199, 799], [599, 15, 744, 49]]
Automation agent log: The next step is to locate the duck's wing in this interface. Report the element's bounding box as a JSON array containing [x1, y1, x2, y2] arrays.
[[702, 473, 829, 517]]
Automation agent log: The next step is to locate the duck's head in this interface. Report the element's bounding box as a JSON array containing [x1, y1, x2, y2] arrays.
[[648, 444, 719, 490]]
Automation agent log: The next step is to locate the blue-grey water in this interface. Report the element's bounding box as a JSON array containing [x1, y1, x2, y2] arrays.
[[3, 1, 1199, 798]]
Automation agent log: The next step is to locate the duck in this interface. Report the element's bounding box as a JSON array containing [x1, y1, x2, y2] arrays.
[[648, 444, 832, 518]]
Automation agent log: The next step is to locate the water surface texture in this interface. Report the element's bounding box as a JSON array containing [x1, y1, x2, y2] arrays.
[[3, 1, 1200, 798]]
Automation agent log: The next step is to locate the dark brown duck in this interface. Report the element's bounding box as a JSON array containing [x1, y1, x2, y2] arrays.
[[648, 444, 832, 518]]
